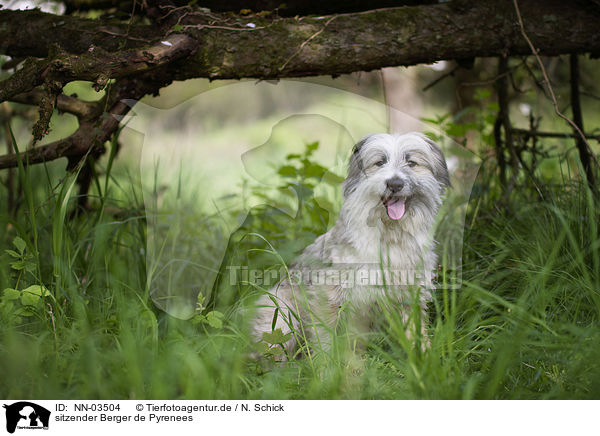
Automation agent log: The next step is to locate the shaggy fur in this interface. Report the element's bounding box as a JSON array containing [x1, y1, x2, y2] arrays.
[[252, 132, 450, 357]]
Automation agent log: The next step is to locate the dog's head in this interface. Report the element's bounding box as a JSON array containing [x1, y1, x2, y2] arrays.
[[342, 132, 450, 227]]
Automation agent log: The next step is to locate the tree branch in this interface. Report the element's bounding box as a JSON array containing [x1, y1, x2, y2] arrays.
[[570, 54, 597, 191], [0, 68, 175, 170], [0, 9, 153, 57], [511, 128, 600, 142], [10, 90, 99, 120], [0, 57, 52, 104], [0, 34, 198, 105], [1, 0, 600, 81]]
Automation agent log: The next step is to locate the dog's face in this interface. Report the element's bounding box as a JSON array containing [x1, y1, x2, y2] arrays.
[[342, 133, 450, 227]]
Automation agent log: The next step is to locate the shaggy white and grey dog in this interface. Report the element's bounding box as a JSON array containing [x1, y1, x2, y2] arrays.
[[252, 132, 450, 357]]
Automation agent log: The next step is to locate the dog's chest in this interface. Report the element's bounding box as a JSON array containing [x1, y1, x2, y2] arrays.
[[332, 225, 428, 267], [320, 226, 435, 306]]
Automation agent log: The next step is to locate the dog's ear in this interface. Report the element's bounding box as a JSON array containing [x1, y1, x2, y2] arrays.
[[422, 136, 451, 188], [343, 135, 370, 197]]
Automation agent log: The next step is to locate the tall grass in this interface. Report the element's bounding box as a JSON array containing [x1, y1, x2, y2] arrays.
[[1, 137, 599, 399]]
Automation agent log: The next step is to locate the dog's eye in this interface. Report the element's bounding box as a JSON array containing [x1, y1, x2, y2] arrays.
[[407, 160, 418, 168], [374, 159, 387, 167]]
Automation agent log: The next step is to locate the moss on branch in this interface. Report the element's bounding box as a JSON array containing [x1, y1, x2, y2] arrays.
[[2, 1, 599, 83]]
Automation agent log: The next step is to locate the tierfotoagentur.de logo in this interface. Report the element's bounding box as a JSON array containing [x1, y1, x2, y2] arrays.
[[3, 402, 50, 434]]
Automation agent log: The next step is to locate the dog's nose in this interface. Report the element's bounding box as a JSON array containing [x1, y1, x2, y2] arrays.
[[386, 176, 404, 193]]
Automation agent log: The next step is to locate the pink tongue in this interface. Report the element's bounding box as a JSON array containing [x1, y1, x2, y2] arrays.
[[386, 199, 405, 220]]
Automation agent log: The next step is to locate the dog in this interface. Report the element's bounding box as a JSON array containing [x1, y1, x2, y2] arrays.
[[252, 132, 450, 358]]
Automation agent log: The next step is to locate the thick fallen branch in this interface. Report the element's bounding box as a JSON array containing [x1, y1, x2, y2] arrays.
[[0, 9, 153, 57], [1, 0, 600, 81]]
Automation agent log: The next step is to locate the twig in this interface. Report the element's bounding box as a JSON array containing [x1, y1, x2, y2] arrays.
[[512, 0, 600, 170], [96, 28, 148, 42], [457, 58, 527, 88], [581, 91, 600, 102], [422, 64, 460, 92], [47, 303, 58, 349], [511, 128, 600, 141], [182, 24, 264, 31], [521, 57, 550, 98], [158, 4, 191, 20]]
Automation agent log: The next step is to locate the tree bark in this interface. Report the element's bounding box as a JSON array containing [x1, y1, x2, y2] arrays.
[[1, 0, 600, 82], [570, 54, 597, 192]]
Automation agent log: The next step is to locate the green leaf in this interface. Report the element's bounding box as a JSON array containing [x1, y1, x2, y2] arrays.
[[13, 236, 26, 254], [208, 310, 224, 319], [305, 141, 319, 152], [52, 167, 80, 278], [0, 301, 15, 312], [314, 196, 334, 212], [261, 328, 292, 345], [266, 346, 284, 357], [255, 341, 271, 354], [420, 117, 439, 125], [191, 314, 205, 325], [21, 292, 39, 307], [14, 307, 35, 317], [321, 173, 345, 185], [302, 160, 327, 178], [9, 260, 26, 270], [205, 311, 224, 329], [196, 292, 206, 312], [271, 307, 279, 331], [22, 284, 49, 297], [172, 24, 183, 31], [3, 288, 21, 301], [255, 341, 283, 357], [278, 165, 298, 177], [5, 249, 21, 258], [20, 285, 49, 307]]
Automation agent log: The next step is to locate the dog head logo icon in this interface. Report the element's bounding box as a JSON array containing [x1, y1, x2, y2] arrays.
[[3, 402, 50, 434]]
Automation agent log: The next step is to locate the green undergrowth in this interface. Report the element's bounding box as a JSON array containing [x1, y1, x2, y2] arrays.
[[1, 136, 600, 400]]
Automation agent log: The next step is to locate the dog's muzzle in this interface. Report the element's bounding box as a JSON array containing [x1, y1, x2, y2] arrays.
[[381, 176, 407, 220]]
